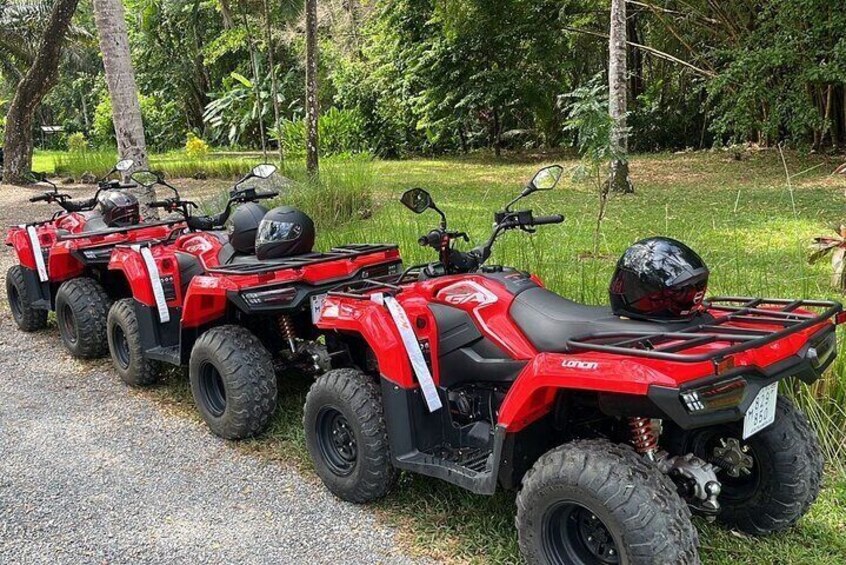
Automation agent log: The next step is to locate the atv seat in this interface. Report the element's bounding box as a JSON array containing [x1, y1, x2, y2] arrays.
[[509, 287, 708, 353], [174, 252, 205, 294]]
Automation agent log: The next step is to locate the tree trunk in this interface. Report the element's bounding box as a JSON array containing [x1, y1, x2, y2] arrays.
[[608, 0, 633, 193], [92, 0, 153, 214], [305, 0, 319, 176], [2, 0, 81, 185], [263, 0, 284, 164]]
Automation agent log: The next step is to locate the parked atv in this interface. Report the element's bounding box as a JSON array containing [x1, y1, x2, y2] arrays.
[[307, 165, 842, 564], [106, 164, 403, 439], [5, 160, 185, 358]]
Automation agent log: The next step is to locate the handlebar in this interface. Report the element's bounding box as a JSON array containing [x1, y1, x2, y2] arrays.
[[29, 194, 50, 203], [529, 214, 565, 226]]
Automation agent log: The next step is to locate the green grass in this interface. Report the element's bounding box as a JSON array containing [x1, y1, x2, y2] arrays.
[[139, 148, 846, 564]]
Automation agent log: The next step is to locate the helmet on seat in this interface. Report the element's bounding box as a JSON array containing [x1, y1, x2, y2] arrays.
[[96, 190, 140, 227], [229, 202, 269, 254], [609, 237, 709, 321], [255, 206, 315, 260]]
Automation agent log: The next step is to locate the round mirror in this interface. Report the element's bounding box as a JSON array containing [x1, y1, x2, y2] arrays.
[[530, 165, 564, 191], [400, 188, 433, 214], [115, 159, 134, 172], [131, 171, 160, 187], [252, 164, 277, 179]]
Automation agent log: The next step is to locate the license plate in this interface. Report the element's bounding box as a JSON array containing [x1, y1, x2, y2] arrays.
[[742, 382, 778, 439], [310, 293, 327, 323]]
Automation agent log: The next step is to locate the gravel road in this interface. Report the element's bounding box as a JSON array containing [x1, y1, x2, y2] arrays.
[[0, 183, 425, 565]]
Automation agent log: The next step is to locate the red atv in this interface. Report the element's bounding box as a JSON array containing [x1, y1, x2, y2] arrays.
[[106, 165, 403, 439], [307, 166, 842, 564], [5, 160, 187, 358]]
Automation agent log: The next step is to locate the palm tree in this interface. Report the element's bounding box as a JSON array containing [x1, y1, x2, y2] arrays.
[[305, 0, 318, 176], [3, 0, 81, 185], [608, 0, 633, 193], [91, 0, 152, 210]]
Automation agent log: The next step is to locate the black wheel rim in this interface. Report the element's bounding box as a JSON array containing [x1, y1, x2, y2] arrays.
[[683, 428, 761, 503], [8, 283, 23, 321], [112, 323, 131, 370], [542, 502, 620, 565], [316, 407, 358, 476], [198, 361, 227, 417], [59, 303, 78, 345]]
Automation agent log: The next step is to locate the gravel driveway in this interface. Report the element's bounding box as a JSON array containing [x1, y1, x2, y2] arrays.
[[0, 183, 425, 564]]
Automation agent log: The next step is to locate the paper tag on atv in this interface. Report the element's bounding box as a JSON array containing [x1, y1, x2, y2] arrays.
[[742, 381, 778, 439], [310, 293, 327, 323]]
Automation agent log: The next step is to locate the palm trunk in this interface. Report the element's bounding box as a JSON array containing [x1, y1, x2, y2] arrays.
[[608, 0, 633, 193], [92, 0, 153, 214], [305, 0, 319, 176], [3, 0, 81, 185]]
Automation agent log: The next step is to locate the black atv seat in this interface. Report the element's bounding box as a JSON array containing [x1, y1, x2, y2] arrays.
[[509, 286, 709, 353], [174, 252, 205, 294]]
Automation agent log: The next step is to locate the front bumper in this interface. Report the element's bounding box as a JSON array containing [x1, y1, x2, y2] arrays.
[[647, 325, 837, 430]]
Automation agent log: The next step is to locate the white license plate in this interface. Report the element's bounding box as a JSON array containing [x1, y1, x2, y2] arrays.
[[742, 382, 778, 439], [310, 293, 327, 323]]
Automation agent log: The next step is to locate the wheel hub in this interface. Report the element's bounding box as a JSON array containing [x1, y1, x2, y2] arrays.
[[712, 438, 754, 478], [316, 408, 357, 476], [543, 502, 620, 565]]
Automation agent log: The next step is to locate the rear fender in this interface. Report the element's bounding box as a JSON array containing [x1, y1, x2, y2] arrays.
[[498, 353, 676, 432], [316, 295, 416, 387]]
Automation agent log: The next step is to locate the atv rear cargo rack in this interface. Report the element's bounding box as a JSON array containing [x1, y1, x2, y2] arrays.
[[566, 297, 841, 363], [327, 277, 403, 299], [206, 243, 398, 275]]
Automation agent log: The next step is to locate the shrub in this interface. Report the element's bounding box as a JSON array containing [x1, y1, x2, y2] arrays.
[[271, 107, 367, 158], [92, 94, 183, 151], [67, 132, 88, 153], [185, 133, 210, 159]]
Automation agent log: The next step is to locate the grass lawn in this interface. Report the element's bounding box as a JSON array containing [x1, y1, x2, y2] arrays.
[[133, 149, 846, 564]]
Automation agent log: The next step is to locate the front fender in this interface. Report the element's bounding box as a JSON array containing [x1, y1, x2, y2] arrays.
[[317, 295, 416, 388], [109, 247, 156, 306]]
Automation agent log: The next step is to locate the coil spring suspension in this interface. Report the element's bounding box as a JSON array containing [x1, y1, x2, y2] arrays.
[[629, 417, 659, 456], [277, 314, 297, 352]]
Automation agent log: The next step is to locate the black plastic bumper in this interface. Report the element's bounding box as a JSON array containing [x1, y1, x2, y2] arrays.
[[647, 325, 836, 430]]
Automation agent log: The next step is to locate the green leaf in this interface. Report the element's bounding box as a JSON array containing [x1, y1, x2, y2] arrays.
[[230, 72, 253, 89]]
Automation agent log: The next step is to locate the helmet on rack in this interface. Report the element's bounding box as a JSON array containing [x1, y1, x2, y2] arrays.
[[609, 237, 709, 321], [96, 190, 140, 227], [229, 202, 269, 254], [255, 206, 315, 260]]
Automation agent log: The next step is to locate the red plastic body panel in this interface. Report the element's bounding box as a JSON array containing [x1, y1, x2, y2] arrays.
[[317, 274, 837, 433]]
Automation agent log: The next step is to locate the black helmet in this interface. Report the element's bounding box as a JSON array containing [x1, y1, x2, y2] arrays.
[[229, 202, 269, 254], [96, 190, 139, 227], [255, 206, 315, 260], [609, 237, 709, 321]]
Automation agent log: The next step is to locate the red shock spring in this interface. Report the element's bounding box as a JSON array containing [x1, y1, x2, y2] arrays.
[[628, 417, 659, 455]]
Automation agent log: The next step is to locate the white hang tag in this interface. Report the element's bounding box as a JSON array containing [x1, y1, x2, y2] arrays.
[[26, 225, 48, 282], [383, 295, 441, 412], [137, 245, 170, 323]]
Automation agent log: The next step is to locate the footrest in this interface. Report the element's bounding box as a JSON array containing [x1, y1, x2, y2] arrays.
[[393, 428, 506, 495], [146, 345, 180, 365]]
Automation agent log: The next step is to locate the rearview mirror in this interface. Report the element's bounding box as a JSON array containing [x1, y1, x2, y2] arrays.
[[252, 164, 277, 179], [529, 165, 563, 191], [400, 188, 434, 214], [131, 171, 160, 187], [115, 159, 134, 172]]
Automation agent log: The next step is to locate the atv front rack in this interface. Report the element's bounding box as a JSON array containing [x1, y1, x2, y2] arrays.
[[206, 243, 398, 275], [566, 297, 841, 363]]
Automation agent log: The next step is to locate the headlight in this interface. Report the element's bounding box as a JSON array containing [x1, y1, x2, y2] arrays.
[[680, 376, 747, 414]]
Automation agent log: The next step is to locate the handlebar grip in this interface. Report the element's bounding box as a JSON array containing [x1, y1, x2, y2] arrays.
[[419, 231, 441, 247], [29, 194, 50, 203], [255, 191, 279, 200], [531, 214, 564, 226], [149, 200, 172, 208]]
